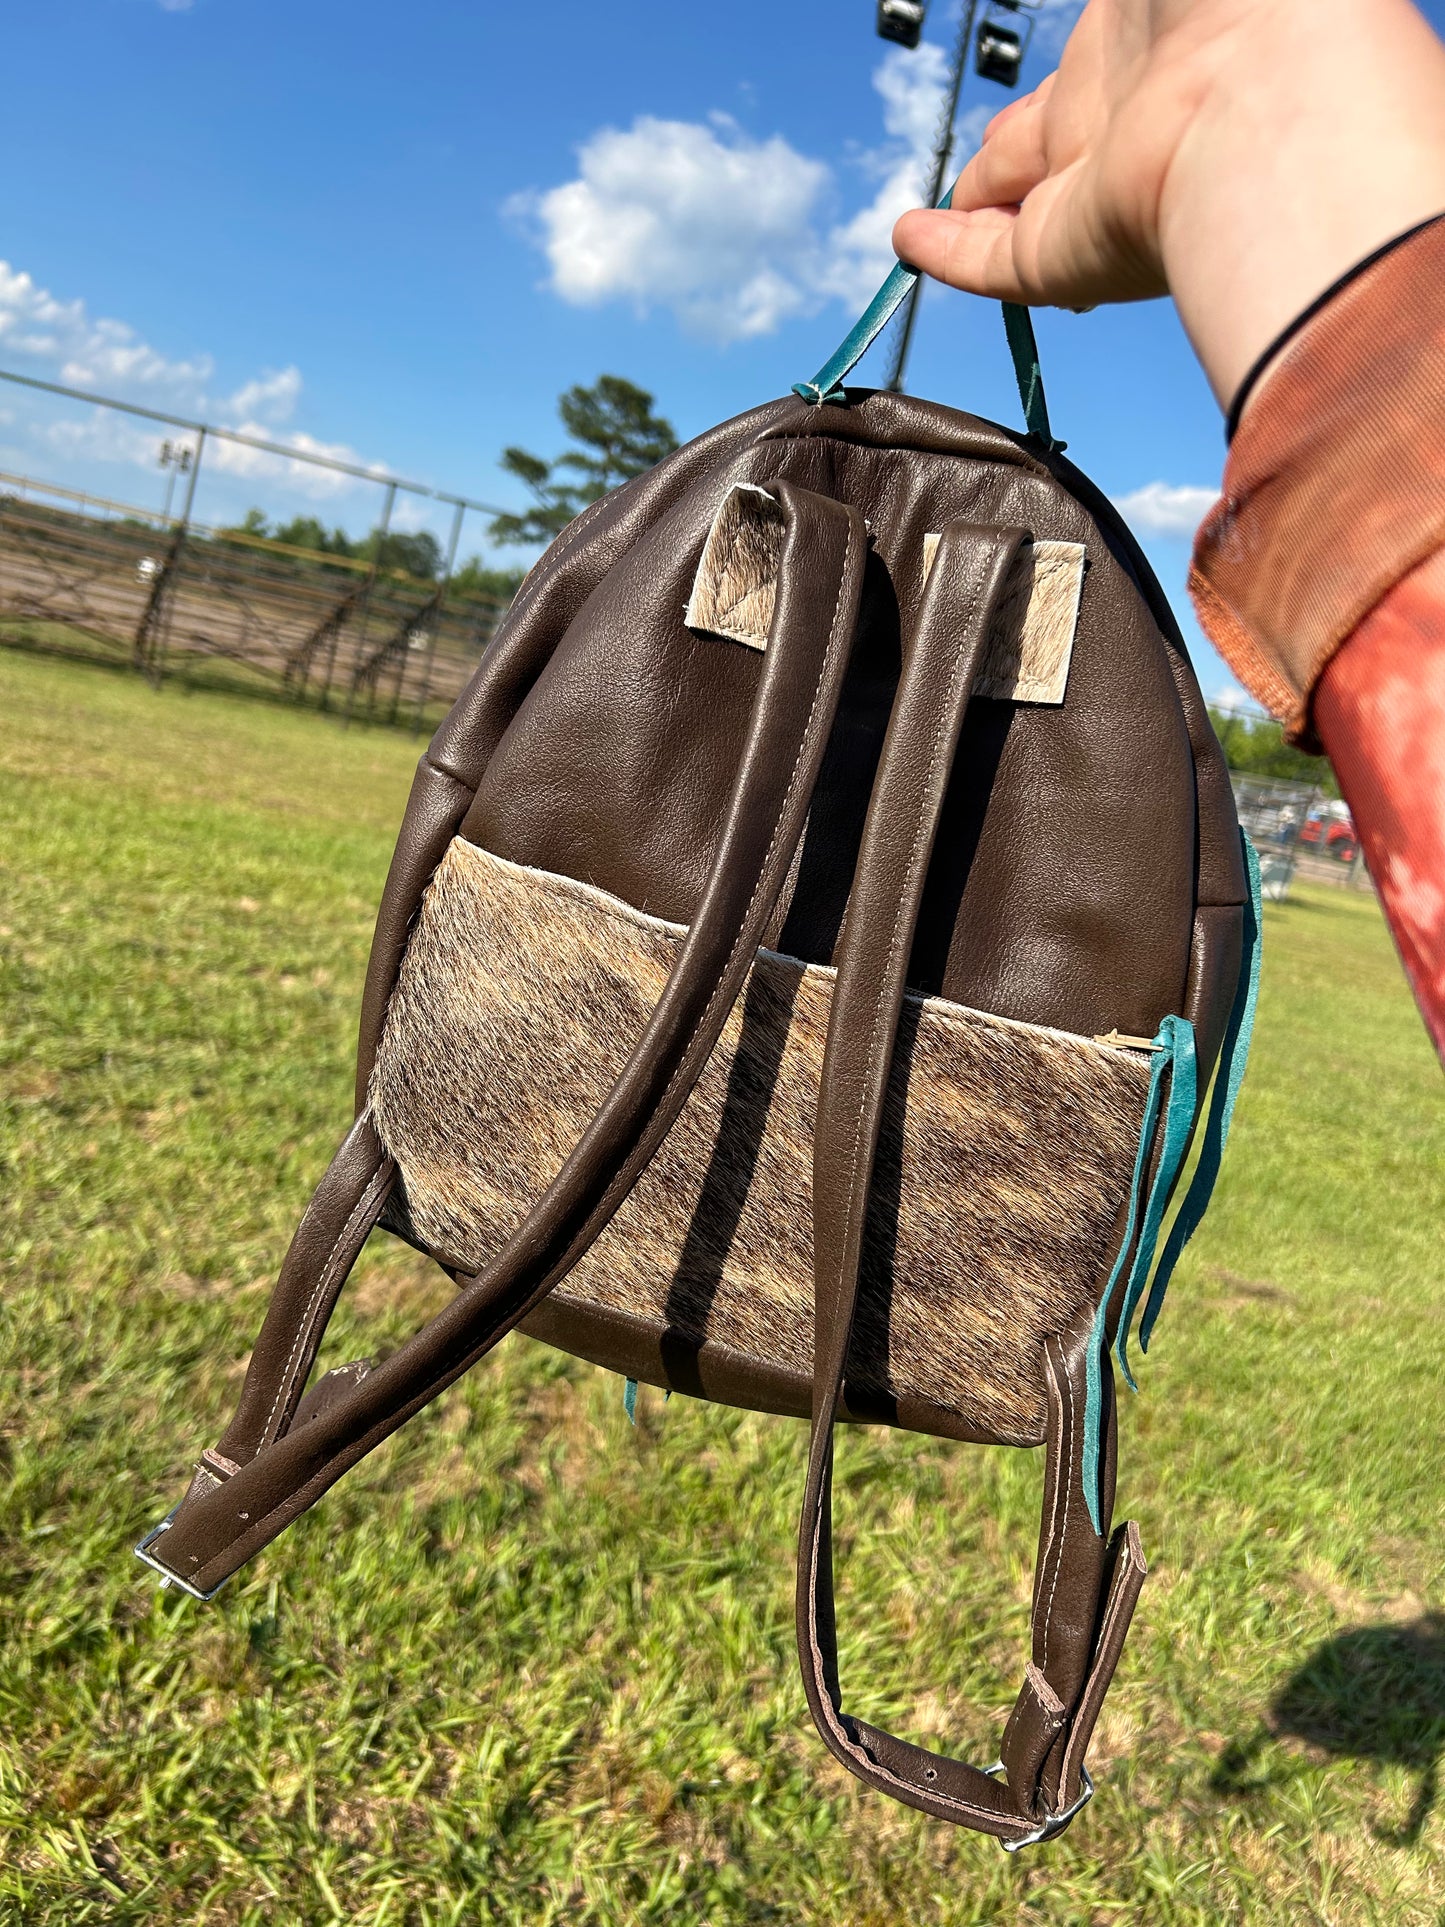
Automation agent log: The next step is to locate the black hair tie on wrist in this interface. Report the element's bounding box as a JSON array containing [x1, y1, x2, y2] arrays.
[[1225, 210, 1445, 442]]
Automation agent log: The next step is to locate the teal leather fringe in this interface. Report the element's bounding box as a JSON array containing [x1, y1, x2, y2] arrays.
[[1080, 1015, 1196, 1534], [621, 1377, 670, 1424], [1139, 835, 1264, 1352], [1080, 831, 1264, 1532]]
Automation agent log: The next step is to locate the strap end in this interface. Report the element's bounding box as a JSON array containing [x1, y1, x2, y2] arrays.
[[791, 380, 847, 407], [133, 1507, 231, 1602]]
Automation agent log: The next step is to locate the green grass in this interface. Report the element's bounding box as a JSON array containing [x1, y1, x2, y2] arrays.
[[2, 647, 1442, 1925], [0, 624, 458, 737]]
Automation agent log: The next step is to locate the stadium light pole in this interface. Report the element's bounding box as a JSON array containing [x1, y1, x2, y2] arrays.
[[885, 0, 982, 393]]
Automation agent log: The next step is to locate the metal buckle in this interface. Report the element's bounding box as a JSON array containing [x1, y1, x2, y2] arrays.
[[982, 1761, 1096, 1852], [133, 1508, 229, 1602]]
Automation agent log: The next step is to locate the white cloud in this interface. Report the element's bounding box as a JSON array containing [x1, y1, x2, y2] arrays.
[[816, 48, 957, 309], [42, 410, 165, 470], [222, 366, 302, 425], [1110, 482, 1219, 538], [873, 40, 951, 157], [209, 423, 383, 499], [390, 497, 440, 534], [0, 258, 213, 401], [0, 258, 384, 494], [512, 114, 829, 340], [515, 48, 992, 343], [0, 258, 211, 396], [33, 409, 374, 501]]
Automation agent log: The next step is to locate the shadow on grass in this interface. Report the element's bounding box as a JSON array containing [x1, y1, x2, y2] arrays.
[[1213, 1612, 1445, 1843]]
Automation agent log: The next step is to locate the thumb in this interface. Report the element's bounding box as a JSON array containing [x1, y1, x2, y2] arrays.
[[891, 205, 1028, 301]]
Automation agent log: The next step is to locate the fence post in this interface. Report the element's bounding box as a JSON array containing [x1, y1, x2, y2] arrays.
[[339, 481, 394, 722], [411, 499, 465, 736], [132, 427, 205, 687]]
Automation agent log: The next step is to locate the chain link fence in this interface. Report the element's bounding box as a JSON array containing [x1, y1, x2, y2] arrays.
[[1232, 771, 1370, 898], [0, 370, 519, 733]]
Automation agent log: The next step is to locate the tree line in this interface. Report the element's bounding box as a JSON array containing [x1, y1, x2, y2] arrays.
[[1207, 706, 1338, 797], [221, 375, 679, 609]]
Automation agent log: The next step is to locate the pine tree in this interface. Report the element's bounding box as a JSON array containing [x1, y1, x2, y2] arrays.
[[489, 376, 678, 548]]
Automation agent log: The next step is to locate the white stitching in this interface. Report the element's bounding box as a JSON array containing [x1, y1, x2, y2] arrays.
[[259, 1156, 392, 1449], [1040, 1333, 1078, 1680], [495, 485, 620, 632], [805, 1506, 1016, 1828], [259, 1159, 389, 1447], [1057, 1528, 1142, 1794], [830, 549, 988, 1336], [447, 843, 1148, 1065], [1037, 1342, 1066, 1646]]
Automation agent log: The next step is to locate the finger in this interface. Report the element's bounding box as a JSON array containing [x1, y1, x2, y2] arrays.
[[952, 82, 1053, 213], [979, 69, 1055, 151], [891, 205, 1029, 301]]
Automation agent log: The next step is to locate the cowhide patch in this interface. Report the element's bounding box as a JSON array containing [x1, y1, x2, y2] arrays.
[[368, 838, 1153, 1443], [921, 532, 1085, 705], [682, 482, 785, 651]]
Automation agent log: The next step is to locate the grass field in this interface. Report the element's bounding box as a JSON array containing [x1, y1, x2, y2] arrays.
[[2, 646, 1442, 1926]]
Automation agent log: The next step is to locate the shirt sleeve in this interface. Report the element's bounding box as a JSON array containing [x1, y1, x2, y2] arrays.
[[1310, 550, 1445, 1061], [1190, 216, 1445, 752], [1189, 217, 1445, 1064]]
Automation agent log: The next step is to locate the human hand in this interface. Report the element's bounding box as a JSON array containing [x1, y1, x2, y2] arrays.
[[893, 0, 1445, 406]]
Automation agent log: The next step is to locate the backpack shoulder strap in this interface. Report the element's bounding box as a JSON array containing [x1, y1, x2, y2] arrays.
[[796, 517, 1148, 1844], [138, 479, 868, 1599]]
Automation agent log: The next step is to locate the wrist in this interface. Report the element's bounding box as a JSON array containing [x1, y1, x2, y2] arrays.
[[1156, 0, 1445, 409]]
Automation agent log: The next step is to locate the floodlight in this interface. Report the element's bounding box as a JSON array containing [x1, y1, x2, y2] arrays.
[[877, 0, 927, 49], [976, 16, 1025, 84]]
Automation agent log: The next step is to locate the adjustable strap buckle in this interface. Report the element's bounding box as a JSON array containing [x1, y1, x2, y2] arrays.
[[983, 1761, 1096, 1852], [133, 1507, 230, 1602]]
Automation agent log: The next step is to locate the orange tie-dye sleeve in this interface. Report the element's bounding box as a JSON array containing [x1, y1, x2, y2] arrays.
[[1190, 219, 1445, 1063]]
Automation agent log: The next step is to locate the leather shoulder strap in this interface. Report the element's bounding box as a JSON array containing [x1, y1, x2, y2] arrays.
[[140, 480, 868, 1598], [796, 521, 1148, 1843]]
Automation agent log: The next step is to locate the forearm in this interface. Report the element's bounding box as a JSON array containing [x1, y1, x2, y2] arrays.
[[1157, 0, 1445, 407], [892, 0, 1445, 1056], [1161, 2, 1445, 1056]]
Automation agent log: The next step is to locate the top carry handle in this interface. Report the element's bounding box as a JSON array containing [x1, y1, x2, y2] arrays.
[[793, 184, 1058, 450]]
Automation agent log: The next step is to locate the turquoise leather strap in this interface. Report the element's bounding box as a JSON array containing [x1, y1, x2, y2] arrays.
[[792, 254, 927, 408], [1080, 1015, 1197, 1533], [1001, 301, 1053, 446], [792, 186, 1057, 448], [1080, 833, 1265, 1529]]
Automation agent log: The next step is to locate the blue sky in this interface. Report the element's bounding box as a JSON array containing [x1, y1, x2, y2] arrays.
[[5, 0, 1443, 702]]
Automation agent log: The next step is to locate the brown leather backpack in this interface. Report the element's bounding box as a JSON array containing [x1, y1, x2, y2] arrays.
[[138, 289, 1261, 1848]]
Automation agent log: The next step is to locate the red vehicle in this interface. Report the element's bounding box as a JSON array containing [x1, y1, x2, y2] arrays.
[[1299, 802, 1359, 863]]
